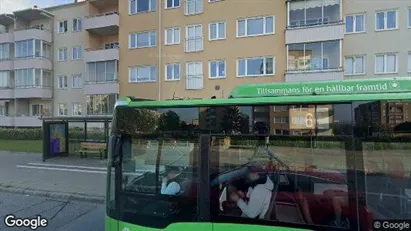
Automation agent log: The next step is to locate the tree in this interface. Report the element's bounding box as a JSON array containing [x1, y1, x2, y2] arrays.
[[220, 106, 242, 134], [115, 108, 160, 136], [158, 110, 181, 131]]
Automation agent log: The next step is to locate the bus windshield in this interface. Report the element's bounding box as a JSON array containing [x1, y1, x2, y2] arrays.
[[110, 100, 411, 230]]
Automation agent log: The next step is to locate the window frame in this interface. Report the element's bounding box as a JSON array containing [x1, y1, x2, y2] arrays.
[[165, 27, 181, 45], [407, 52, 411, 73], [129, 0, 156, 15], [128, 65, 157, 83], [72, 17, 82, 32], [185, 24, 203, 53], [209, 21, 226, 41], [375, 9, 398, 31], [57, 75, 68, 89], [58, 20, 68, 34], [209, 60, 226, 79], [72, 74, 83, 89], [408, 8, 411, 29], [165, 63, 180, 81], [72, 103, 82, 116], [374, 53, 398, 74], [184, 0, 203, 15], [165, 0, 180, 9], [344, 55, 366, 76], [345, 13, 366, 34], [58, 103, 68, 116], [129, 30, 157, 49], [236, 15, 275, 38], [58, 47, 68, 61], [72, 46, 82, 60], [237, 56, 275, 77]]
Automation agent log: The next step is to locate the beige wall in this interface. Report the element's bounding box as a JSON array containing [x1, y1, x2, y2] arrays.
[[50, 2, 88, 117], [343, 1, 411, 79], [119, 0, 287, 100]]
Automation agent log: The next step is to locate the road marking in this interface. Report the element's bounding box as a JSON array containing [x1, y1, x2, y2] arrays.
[[26, 163, 107, 171], [17, 165, 106, 174]]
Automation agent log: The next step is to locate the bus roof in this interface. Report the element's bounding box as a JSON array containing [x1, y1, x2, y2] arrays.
[[115, 77, 411, 108]]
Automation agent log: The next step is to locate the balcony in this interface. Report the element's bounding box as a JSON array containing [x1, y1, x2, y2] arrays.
[[286, 40, 343, 82], [0, 32, 13, 43], [84, 48, 119, 62], [14, 27, 52, 43], [13, 116, 42, 127], [0, 116, 14, 127], [84, 12, 119, 36], [84, 79, 119, 95], [14, 87, 52, 99], [14, 57, 52, 70], [286, 0, 343, 44]]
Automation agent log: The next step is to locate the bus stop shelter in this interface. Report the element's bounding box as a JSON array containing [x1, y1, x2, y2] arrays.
[[40, 115, 113, 162]]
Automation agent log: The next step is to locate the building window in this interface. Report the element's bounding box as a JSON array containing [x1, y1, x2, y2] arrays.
[[58, 104, 67, 116], [165, 63, 180, 81], [209, 60, 226, 78], [209, 21, 226, 40], [409, 9, 411, 28], [72, 74, 83, 88], [0, 71, 10, 88], [72, 18, 82, 32], [0, 106, 4, 116], [15, 69, 52, 88], [73, 103, 82, 116], [72, 46, 82, 60], [165, 27, 180, 45], [58, 48, 68, 61], [345, 14, 365, 33], [105, 42, 119, 49], [185, 0, 203, 15], [186, 61, 203, 90], [129, 0, 156, 14], [129, 31, 157, 48], [31, 104, 43, 116], [288, 0, 340, 28], [288, 40, 340, 71], [185, 24, 203, 52], [58, 20, 67, 33], [376, 10, 397, 31], [58, 76, 68, 89], [15, 39, 48, 58], [0, 43, 11, 60], [237, 16, 274, 37], [166, 0, 180, 9], [375, 53, 398, 74], [129, 65, 157, 83], [87, 60, 117, 82], [237, 57, 274, 77], [345, 56, 365, 75], [86, 94, 118, 115], [407, 52, 411, 72], [274, 117, 289, 124]]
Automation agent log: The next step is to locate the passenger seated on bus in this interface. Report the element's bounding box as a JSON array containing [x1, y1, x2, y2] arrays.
[[229, 167, 274, 219], [161, 166, 182, 195]]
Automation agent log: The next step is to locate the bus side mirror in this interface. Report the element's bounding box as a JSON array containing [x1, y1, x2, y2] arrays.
[[109, 135, 122, 166]]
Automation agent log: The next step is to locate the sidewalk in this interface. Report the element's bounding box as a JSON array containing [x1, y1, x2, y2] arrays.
[[0, 151, 107, 202]]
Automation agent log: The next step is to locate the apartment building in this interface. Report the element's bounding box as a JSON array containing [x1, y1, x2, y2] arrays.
[[119, 0, 287, 100], [343, 1, 411, 78], [0, 0, 119, 127]]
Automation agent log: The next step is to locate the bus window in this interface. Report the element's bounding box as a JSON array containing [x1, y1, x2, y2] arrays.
[[114, 107, 202, 229], [357, 100, 411, 220], [210, 103, 357, 230]]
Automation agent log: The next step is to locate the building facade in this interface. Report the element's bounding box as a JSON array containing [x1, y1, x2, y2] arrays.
[[0, 0, 410, 129]]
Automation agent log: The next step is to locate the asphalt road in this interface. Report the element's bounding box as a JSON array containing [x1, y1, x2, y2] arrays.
[[0, 192, 104, 231]]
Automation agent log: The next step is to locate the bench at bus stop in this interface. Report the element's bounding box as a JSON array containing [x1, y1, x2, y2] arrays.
[[74, 141, 107, 160]]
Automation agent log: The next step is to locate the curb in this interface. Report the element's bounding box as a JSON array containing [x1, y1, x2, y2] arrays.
[[0, 185, 105, 204]]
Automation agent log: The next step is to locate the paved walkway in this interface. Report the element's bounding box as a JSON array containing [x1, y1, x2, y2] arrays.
[[0, 151, 107, 202]]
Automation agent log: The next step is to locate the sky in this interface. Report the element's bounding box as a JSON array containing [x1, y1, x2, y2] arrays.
[[0, 0, 85, 13]]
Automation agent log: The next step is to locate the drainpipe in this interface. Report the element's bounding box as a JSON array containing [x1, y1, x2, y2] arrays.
[[157, 0, 162, 100]]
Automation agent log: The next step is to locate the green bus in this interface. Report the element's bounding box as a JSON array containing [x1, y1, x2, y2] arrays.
[[106, 78, 411, 231]]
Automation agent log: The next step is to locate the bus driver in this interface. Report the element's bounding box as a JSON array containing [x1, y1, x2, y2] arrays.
[[161, 166, 183, 195]]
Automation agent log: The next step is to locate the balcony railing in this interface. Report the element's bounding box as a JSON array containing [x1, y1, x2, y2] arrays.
[[85, 11, 119, 19], [287, 20, 343, 29], [85, 73, 118, 84]]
